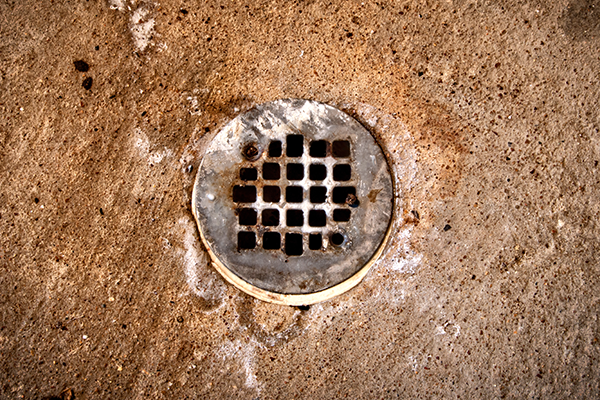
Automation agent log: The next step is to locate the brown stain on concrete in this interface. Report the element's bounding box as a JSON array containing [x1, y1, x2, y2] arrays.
[[3, 0, 600, 398]]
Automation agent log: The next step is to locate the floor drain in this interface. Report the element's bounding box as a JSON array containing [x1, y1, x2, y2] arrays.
[[192, 99, 394, 305]]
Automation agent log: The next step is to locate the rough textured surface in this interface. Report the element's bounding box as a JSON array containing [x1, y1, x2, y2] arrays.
[[1, 0, 599, 398]]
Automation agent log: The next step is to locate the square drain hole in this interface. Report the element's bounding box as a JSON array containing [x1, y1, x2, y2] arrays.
[[309, 164, 327, 181], [332, 187, 356, 204], [310, 186, 327, 203], [286, 210, 303, 227], [262, 209, 280, 226], [263, 232, 281, 250], [309, 233, 322, 250], [333, 164, 352, 181], [286, 134, 304, 157], [263, 163, 280, 180], [268, 140, 282, 157], [285, 233, 303, 256], [308, 210, 326, 227], [332, 140, 350, 158], [238, 231, 256, 250], [286, 186, 303, 203], [287, 163, 304, 181], [233, 185, 257, 203], [239, 208, 257, 225], [309, 140, 328, 157], [240, 168, 257, 181], [333, 209, 351, 222], [263, 186, 281, 203]]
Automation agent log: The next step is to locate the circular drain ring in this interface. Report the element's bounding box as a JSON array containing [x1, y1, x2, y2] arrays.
[[192, 99, 394, 305]]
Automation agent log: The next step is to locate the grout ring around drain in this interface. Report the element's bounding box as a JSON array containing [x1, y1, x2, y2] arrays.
[[192, 99, 395, 305]]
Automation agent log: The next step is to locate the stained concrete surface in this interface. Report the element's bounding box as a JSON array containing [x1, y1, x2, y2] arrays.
[[1, 0, 600, 398]]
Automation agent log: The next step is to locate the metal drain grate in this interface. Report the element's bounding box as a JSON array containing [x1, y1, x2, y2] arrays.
[[233, 135, 358, 255], [193, 99, 393, 305]]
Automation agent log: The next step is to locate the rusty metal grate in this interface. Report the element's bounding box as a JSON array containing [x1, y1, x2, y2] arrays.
[[232, 135, 358, 256], [192, 99, 393, 305]]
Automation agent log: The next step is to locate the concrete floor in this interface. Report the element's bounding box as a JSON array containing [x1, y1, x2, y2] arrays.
[[1, 0, 599, 398]]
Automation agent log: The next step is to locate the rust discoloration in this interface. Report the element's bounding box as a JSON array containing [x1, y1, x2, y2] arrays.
[[368, 188, 382, 203], [242, 142, 261, 161]]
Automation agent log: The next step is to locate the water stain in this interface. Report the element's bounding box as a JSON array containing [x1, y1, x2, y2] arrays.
[[235, 296, 307, 346], [561, 0, 600, 41]]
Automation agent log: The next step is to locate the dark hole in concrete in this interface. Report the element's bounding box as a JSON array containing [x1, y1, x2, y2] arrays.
[[309, 210, 326, 227], [269, 140, 282, 157], [263, 186, 280, 203], [332, 187, 356, 204], [333, 164, 352, 181], [240, 167, 257, 181], [82, 77, 93, 90], [333, 209, 351, 222], [238, 231, 256, 249], [233, 185, 256, 203], [286, 134, 304, 157], [310, 140, 328, 157], [239, 208, 257, 225], [287, 163, 304, 180], [332, 140, 350, 158], [285, 233, 303, 256], [286, 186, 303, 203], [262, 209, 280, 226], [309, 164, 327, 181], [309, 233, 322, 250], [286, 210, 303, 226], [74, 60, 90, 72], [330, 232, 345, 246], [263, 232, 281, 250], [310, 186, 327, 203], [263, 163, 280, 180]]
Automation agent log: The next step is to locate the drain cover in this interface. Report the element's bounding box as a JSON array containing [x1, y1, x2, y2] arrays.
[[192, 99, 393, 305]]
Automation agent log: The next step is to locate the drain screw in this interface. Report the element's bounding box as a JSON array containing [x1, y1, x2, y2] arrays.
[[345, 193, 360, 208], [242, 142, 261, 161]]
